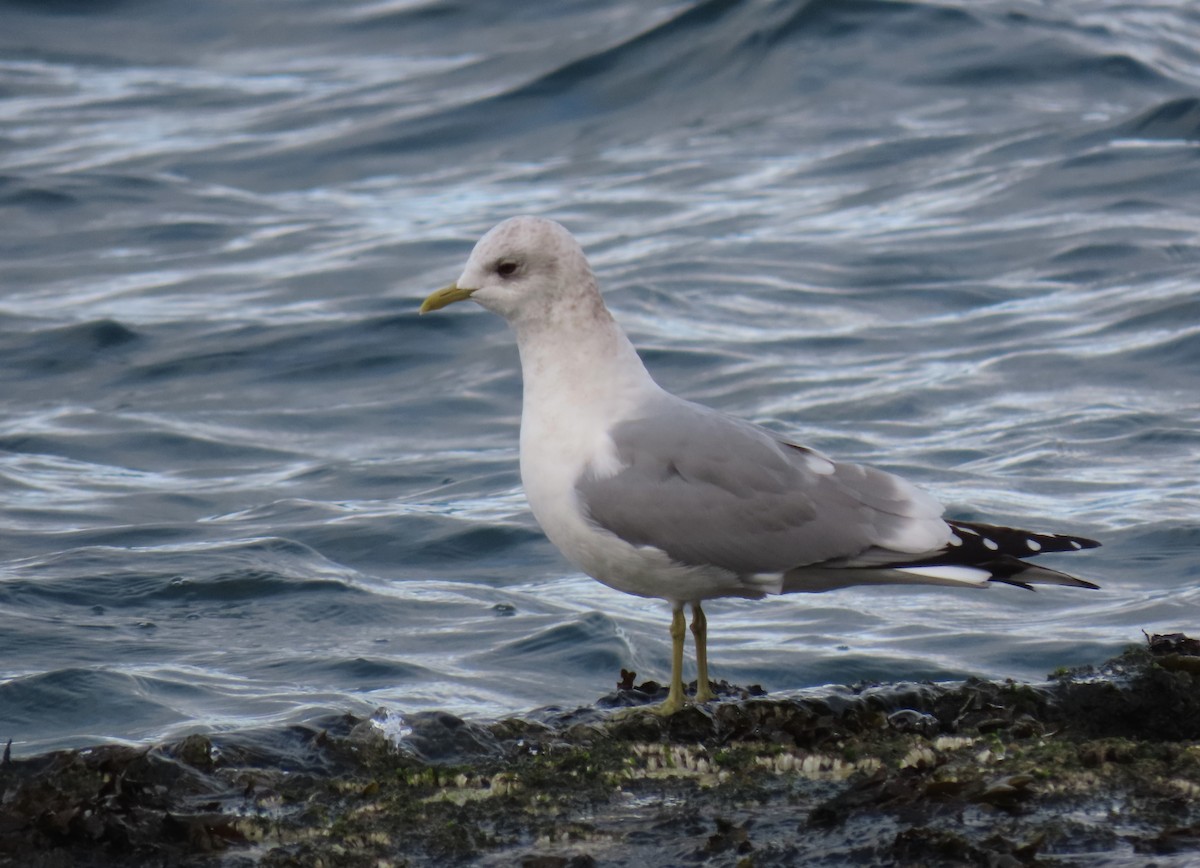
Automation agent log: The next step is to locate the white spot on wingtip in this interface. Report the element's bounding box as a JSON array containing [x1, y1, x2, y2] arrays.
[[948, 534, 962, 547], [983, 538, 999, 551], [1070, 540, 1082, 550], [1026, 538, 1042, 552]]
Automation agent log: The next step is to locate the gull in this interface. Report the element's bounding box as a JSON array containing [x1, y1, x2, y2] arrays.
[[420, 216, 1099, 715]]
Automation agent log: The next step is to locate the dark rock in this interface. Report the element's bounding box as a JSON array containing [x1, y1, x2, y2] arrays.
[[0, 635, 1197, 866]]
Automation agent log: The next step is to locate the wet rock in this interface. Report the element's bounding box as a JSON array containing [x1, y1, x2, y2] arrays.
[[171, 734, 217, 773], [701, 817, 754, 856], [1146, 631, 1200, 657], [886, 708, 939, 736], [393, 710, 503, 763], [0, 634, 1197, 866]]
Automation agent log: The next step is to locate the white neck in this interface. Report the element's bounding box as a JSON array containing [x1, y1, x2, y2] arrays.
[[515, 303, 658, 427], [513, 299, 660, 553]]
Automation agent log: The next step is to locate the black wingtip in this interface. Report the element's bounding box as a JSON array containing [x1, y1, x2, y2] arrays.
[[987, 571, 1100, 591], [947, 520, 1101, 557]]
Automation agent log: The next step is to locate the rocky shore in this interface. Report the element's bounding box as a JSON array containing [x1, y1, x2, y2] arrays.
[[3, 634, 1198, 867]]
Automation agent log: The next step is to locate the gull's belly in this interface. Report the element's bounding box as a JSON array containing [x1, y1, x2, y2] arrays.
[[519, 431, 775, 603]]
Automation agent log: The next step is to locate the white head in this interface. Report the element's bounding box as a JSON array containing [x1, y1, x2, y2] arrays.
[[420, 216, 606, 328]]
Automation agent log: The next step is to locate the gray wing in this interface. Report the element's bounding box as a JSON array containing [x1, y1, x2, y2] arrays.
[[576, 396, 948, 575]]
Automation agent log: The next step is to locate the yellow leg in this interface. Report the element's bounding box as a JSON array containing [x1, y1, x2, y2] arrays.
[[691, 602, 717, 702], [652, 605, 688, 716]]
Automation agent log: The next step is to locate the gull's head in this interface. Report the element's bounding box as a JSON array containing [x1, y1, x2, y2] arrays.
[[420, 216, 599, 324]]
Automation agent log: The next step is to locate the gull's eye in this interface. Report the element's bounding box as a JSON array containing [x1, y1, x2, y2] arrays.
[[496, 260, 519, 278]]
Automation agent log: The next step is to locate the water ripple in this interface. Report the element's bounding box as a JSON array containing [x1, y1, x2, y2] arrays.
[[1, 0, 1197, 754]]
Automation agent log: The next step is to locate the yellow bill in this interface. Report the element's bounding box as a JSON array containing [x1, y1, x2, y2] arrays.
[[419, 282, 476, 315]]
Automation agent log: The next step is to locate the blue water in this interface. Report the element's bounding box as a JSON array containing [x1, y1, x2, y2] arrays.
[[1, 0, 1198, 756]]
